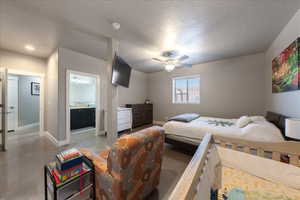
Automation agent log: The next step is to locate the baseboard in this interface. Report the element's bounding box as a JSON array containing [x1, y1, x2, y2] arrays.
[[97, 130, 106, 136], [43, 131, 68, 146], [153, 121, 166, 126], [16, 123, 39, 131]]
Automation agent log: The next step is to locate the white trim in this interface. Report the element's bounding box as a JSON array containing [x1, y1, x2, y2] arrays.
[[66, 70, 101, 144], [71, 127, 96, 135], [172, 74, 201, 80], [7, 75, 19, 131], [43, 131, 58, 145], [16, 122, 39, 131], [7, 69, 45, 137], [98, 130, 106, 136], [7, 69, 45, 77], [153, 120, 166, 126], [42, 131, 68, 146]]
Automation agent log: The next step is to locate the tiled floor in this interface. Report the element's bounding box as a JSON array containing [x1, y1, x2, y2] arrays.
[[0, 130, 192, 200]]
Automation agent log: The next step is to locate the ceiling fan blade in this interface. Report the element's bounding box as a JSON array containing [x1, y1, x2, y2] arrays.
[[177, 63, 193, 68], [152, 58, 164, 62], [177, 55, 189, 61]]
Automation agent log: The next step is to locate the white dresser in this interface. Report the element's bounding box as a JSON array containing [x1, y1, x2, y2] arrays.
[[117, 107, 132, 132]]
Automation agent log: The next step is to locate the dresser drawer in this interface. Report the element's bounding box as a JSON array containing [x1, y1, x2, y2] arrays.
[[118, 112, 131, 121], [118, 123, 131, 132]]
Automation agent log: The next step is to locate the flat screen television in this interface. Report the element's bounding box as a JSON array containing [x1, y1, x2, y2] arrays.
[[111, 55, 132, 88]]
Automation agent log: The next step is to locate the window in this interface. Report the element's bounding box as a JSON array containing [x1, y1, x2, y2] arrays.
[[172, 75, 200, 104]]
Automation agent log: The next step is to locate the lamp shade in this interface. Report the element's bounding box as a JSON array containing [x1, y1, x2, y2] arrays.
[[285, 118, 300, 139]]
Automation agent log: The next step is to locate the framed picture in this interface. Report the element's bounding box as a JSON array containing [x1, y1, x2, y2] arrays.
[[31, 82, 40, 96], [272, 38, 299, 93]]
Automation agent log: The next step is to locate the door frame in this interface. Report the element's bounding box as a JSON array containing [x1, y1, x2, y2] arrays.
[[7, 75, 19, 131], [66, 70, 100, 144], [7, 69, 45, 136], [0, 68, 8, 151]]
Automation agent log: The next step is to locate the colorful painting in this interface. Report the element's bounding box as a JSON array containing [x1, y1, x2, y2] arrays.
[[272, 38, 299, 93]]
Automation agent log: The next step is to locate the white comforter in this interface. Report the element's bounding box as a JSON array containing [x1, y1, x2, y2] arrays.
[[163, 116, 284, 143]]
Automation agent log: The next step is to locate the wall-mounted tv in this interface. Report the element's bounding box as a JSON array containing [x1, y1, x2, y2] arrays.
[[111, 55, 132, 88]]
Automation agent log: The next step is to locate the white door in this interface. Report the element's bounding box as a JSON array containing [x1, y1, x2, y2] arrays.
[[0, 68, 8, 151], [7, 76, 18, 131]]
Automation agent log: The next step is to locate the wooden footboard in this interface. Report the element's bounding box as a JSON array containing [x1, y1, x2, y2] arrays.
[[213, 136, 300, 167], [168, 132, 300, 199], [168, 134, 215, 200]]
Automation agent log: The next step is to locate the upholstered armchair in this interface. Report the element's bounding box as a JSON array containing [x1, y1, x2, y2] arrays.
[[80, 126, 165, 200]]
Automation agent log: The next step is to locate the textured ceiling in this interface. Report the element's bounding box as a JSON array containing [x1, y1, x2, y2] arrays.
[[0, 0, 299, 72]]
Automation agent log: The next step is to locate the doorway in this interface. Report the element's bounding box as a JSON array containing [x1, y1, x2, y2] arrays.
[[66, 70, 100, 144], [7, 74, 41, 136], [0, 68, 44, 151]]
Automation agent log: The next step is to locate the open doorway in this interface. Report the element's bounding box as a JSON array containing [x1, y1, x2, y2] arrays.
[[7, 74, 41, 137], [66, 70, 100, 144]]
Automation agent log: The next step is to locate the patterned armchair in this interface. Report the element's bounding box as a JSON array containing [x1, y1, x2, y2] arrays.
[[80, 126, 165, 200]]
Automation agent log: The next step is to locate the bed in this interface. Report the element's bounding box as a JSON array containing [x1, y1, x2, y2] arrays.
[[164, 112, 288, 145]]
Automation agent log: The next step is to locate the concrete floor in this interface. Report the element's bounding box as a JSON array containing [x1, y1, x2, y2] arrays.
[[0, 131, 192, 200]]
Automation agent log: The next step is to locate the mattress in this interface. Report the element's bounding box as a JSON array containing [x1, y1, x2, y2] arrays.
[[164, 116, 284, 143]]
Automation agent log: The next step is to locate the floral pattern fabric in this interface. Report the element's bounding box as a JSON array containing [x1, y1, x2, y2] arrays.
[[80, 126, 165, 200]]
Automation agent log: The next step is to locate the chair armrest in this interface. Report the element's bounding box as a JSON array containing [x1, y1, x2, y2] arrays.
[[80, 149, 108, 174]]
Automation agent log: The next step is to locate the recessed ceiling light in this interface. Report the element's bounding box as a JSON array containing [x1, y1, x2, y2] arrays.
[[25, 45, 35, 51]]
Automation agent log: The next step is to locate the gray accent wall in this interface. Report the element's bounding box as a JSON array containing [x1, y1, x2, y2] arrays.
[[148, 53, 266, 121], [265, 9, 300, 118], [57, 48, 107, 141], [18, 75, 40, 126], [46, 47, 148, 141]]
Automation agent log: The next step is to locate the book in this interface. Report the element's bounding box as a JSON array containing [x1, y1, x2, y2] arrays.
[[49, 162, 90, 186], [56, 148, 83, 171], [53, 164, 83, 183], [57, 148, 82, 162]]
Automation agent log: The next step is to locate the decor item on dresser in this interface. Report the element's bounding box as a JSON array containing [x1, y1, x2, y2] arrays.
[[286, 118, 300, 141], [272, 37, 299, 93], [79, 126, 165, 200], [117, 107, 132, 132], [144, 99, 151, 104], [126, 104, 153, 128]]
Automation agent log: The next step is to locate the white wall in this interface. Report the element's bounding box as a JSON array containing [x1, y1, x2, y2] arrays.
[[45, 47, 148, 141], [57, 48, 107, 140], [148, 53, 266, 121], [265, 9, 300, 118], [70, 81, 96, 105], [0, 49, 46, 74], [46, 50, 59, 139], [118, 70, 148, 106]]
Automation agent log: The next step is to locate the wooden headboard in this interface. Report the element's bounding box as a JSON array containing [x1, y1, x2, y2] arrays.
[[265, 111, 288, 138]]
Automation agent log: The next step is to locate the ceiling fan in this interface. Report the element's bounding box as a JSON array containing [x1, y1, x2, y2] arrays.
[[152, 50, 192, 72]]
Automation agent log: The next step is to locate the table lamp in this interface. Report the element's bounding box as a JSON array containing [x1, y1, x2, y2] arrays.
[[286, 118, 300, 140]]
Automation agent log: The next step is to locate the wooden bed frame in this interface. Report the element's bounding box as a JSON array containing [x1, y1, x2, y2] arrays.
[[168, 133, 300, 200]]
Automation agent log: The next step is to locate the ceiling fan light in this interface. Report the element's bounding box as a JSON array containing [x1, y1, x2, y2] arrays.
[[165, 64, 175, 72]]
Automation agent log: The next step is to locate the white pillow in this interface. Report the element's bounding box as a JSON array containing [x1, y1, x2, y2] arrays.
[[250, 116, 266, 122], [236, 116, 252, 128]]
